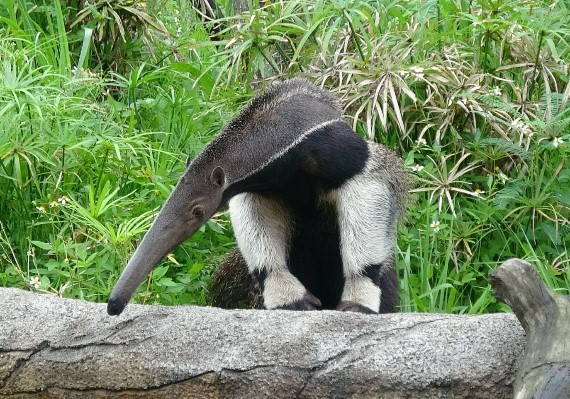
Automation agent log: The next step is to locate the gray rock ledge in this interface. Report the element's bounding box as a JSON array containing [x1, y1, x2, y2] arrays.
[[0, 287, 524, 398]]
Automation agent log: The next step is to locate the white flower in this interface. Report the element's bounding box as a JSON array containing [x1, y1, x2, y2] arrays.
[[498, 171, 509, 183], [430, 221, 440, 232], [416, 138, 427, 146], [492, 86, 502, 96], [512, 118, 533, 136], [512, 118, 525, 129], [57, 196, 69, 206], [552, 137, 564, 148], [36, 205, 46, 213], [29, 276, 41, 289], [472, 188, 485, 197], [411, 164, 424, 172]]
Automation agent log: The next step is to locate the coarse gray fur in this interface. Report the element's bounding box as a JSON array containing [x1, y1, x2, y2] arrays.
[[107, 78, 408, 316], [188, 78, 343, 190]]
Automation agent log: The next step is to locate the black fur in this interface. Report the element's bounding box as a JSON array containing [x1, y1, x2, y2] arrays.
[[224, 121, 371, 310], [362, 260, 399, 313], [108, 78, 406, 316], [224, 121, 368, 200], [251, 268, 268, 289], [379, 263, 399, 313], [276, 292, 321, 311]]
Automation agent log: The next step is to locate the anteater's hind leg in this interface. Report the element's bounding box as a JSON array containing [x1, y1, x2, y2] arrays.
[[229, 192, 321, 310], [335, 163, 399, 314]]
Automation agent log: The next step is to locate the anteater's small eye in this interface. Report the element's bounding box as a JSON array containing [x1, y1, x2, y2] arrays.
[[191, 207, 204, 219]]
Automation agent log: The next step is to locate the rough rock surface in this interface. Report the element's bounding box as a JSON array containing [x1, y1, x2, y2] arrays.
[[0, 288, 524, 398]]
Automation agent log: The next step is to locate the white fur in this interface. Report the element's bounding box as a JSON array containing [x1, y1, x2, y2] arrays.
[[262, 270, 307, 309], [335, 146, 395, 277], [341, 276, 381, 312], [229, 193, 290, 271], [229, 193, 306, 308], [335, 143, 397, 311]]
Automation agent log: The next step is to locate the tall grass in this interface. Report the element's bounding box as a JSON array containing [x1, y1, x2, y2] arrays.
[[0, 0, 231, 304], [0, 0, 568, 312]]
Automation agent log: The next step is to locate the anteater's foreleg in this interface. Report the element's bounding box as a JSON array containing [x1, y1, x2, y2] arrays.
[[229, 193, 321, 310]]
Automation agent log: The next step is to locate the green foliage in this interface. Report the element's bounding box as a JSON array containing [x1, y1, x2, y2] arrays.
[[70, 0, 169, 72], [0, 0, 568, 313]]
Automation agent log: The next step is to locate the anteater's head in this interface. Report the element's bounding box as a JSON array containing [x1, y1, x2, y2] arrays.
[[107, 165, 226, 316], [107, 78, 338, 316]]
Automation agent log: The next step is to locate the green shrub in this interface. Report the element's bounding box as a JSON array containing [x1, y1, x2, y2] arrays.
[[1, 0, 568, 313]]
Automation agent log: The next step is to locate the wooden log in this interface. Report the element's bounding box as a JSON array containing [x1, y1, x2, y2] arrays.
[[0, 287, 524, 398], [489, 258, 570, 399]]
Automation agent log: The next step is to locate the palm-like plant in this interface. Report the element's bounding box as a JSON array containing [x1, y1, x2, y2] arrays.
[[496, 159, 570, 239], [326, 40, 418, 139], [411, 152, 481, 216], [71, 0, 168, 71]]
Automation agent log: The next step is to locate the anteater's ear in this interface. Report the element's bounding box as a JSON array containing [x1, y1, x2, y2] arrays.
[[210, 166, 226, 187]]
